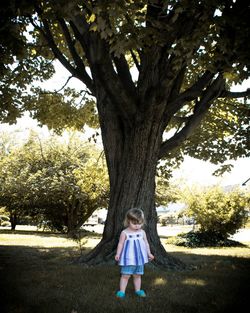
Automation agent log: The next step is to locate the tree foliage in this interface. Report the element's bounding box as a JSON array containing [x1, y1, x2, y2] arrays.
[[0, 0, 249, 167], [0, 131, 109, 232]]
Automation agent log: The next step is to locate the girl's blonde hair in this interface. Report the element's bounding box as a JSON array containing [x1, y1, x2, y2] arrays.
[[124, 208, 145, 227]]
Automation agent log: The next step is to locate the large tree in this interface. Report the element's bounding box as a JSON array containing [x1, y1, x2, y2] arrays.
[[0, 0, 249, 269]]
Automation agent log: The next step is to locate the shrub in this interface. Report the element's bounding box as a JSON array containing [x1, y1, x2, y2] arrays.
[[185, 186, 249, 240]]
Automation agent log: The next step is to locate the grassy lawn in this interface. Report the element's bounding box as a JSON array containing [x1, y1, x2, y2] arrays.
[[0, 228, 249, 313]]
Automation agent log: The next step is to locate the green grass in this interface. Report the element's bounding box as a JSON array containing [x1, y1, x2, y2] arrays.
[[0, 228, 250, 313]]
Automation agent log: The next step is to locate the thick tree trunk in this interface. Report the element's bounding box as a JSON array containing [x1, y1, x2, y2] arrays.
[[79, 95, 186, 270]]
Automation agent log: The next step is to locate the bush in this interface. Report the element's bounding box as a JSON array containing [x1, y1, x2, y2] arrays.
[[184, 186, 249, 239]]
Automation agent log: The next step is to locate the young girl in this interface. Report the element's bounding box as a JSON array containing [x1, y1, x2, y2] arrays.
[[115, 208, 154, 298]]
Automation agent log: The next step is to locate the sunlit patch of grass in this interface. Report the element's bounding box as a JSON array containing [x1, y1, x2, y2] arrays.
[[0, 230, 102, 253], [152, 277, 167, 286], [162, 242, 250, 266], [0, 232, 76, 247], [182, 278, 206, 286]]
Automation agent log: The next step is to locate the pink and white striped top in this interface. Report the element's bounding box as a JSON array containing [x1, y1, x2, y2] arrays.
[[119, 229, 149, 266]]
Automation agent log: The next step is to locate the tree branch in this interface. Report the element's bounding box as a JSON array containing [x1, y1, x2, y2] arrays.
[[112, 54, 137, 98], [57, 17, 95, 94], [169, 65, 187, 100], [130, 49, 140, 71], [70, 14, 137, 121], [168, 71, 214, 112], [30, 14, 92, 94], [159, 74, 225, 159], [54, 75, 73, 92]]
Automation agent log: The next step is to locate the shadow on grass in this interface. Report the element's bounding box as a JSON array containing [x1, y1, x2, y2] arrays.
[[0, 243, 249, 313]]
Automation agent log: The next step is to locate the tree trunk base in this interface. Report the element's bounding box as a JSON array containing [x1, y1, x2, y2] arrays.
[[77, 238, 190, 271]]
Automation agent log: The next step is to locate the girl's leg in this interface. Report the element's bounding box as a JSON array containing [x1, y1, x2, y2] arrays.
[[133, 274, 142, 292], [119, 274, 130, 292]]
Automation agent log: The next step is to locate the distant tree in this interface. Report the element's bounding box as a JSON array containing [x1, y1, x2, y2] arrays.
[[0, 1, 249, 268], [0, 131, 109, 232]]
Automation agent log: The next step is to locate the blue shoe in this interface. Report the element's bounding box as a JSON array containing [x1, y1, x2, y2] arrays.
[[135, 290, 146, 297], [116, 291, 125, 298]]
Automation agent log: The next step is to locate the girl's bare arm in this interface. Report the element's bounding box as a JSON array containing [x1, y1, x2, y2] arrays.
[[115, 231, 126, 261], [142, 230, 155, 260]]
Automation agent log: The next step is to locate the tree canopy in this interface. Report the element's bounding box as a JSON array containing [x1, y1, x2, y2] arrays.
[[1, 0, 249, 166]]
